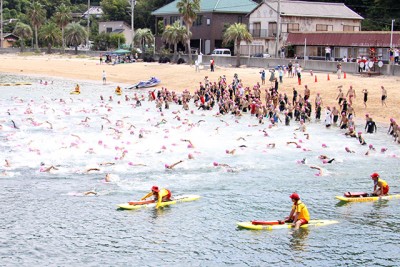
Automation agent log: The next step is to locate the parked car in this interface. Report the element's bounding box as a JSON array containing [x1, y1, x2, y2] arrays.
[[252, 53, 271, 58], [211, 48, 231, 56]]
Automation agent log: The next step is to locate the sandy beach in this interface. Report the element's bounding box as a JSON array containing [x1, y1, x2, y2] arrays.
[[0, 53, 398, 123]]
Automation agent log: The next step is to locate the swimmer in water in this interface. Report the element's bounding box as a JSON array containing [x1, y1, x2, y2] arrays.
[[181, 139, 194, 148], [310, 165, 324, 176], [226, 149, 236, 154], [84, 190, 97, 196], [357, 132, 367, 145], [345, 147, 355, 153], [84, 168, 101, 173], [39, 162, 59, 172], [213, 162, 231, 168], [4, 159, 11, 167], [105, 173, 112, 182], [165, 160, 184, 169], [319, 155, 335, 163]]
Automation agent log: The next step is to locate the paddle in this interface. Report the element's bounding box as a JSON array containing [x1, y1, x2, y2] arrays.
[[251, 220, 285, 225], [128, 200, 155, 205]]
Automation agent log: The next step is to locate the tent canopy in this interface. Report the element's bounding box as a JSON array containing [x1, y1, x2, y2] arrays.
[[113, 49, 131, 54]]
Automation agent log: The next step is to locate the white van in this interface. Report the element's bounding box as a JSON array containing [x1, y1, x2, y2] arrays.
[[211, 48, 231, 56]]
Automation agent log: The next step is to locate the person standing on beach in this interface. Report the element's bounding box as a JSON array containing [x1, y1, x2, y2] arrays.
[[362, 89, 368, 108], [346, 85, 356, 105], [195, 60, 200, 72], [210, 58, 215, 72], [102, 70, 107, 85], [381, 86, 387, 107], [337, 63, 342, 79], [260, 69, 266, 85]]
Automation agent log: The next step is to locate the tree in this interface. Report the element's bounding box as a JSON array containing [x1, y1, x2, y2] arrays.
[[13, 22, 33, 52], [65, 22, 88, 54], [223, 23, 253, 67], [110, 33, 126, 49], [54, 3, 72, 53], [162, 21, 189, 62], [27, 2, 46, 51], [134, 28, 154, 57], [93, 32, 112, 51], [176, 0, 200, 64], [39, 21, 61, 54], [100, 0, 130, 21]]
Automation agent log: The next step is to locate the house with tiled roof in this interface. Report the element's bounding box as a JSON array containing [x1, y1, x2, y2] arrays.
[[245, 0, 363, 57], [152, 0, 258, 55]]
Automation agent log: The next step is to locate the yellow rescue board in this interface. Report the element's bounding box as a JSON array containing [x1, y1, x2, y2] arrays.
[[336, 194, 400, 202], [0, 82, 32, 86], [237, 220, 339, 230], [117, 195, 200, 210]]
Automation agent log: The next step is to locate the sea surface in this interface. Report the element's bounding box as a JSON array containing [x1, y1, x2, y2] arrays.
[[0, 74, 399, 266]]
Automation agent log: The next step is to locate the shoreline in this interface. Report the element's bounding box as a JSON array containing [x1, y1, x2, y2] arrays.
[[0, 53, 399, 125]]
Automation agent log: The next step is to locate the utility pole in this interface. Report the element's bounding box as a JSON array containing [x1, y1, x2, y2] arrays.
[[87, 0, 90, 49], [390, 19, 395, 49], [1, 0, 3, 49], [130, 0, 136, 48], [275, 0, 281, 58], [390, 19, 395, 75]]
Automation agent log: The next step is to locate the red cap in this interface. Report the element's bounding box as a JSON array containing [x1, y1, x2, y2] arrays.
[[289, 193, 300, 200], [151, 186, 160, 192], [370, 173, 379, 178]]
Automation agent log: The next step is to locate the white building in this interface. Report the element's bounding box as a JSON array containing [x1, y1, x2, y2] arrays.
[[99, 21, 133, 45], [243, 0, 363, 57]]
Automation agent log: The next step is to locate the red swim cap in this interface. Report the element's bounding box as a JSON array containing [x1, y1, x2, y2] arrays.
[[370, 173, 379, 178], [151, 186, 160, 192], [289, 193, 300, 200]]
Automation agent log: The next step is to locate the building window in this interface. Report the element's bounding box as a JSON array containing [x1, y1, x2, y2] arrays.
[[287, 23, 299, 32], [252, 22, 261, 37], [316, 24, 332, 31], [207, 18, 210, 25], [106, 27, 112, 33], [170, 16, 179, 25], [268, 22, 277, 37], [195, 15, 203, 26], [316, 24, 328, 31], [343, 25, 356, 31], [238, 16, 242, 23]]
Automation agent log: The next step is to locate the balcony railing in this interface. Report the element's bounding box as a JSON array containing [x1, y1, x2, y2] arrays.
[[249, 29, 275, 38]]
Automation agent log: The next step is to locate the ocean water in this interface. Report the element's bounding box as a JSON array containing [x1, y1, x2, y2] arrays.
[[0, 74, 399, 266]]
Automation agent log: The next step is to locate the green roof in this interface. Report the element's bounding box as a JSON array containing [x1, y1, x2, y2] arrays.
[[152, 0, 258, 16]]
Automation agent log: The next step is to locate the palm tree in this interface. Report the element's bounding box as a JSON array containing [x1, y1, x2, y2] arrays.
[[54, 4, 72, 53], [64, 22, 88, 54], [27, 2, 46, 51], [223, 23, 253, 67], [176, 0, 200, 65], [39, 22, 61, 54], [133, 28, 154, 58], [13, 22, 33, 52], [162, 21, 189, 62]]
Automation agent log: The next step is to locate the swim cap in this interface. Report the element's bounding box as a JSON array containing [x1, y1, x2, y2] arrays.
[[358, 132, 362, 135], [289, 193, 300, 200], [151, 186, 160, 192], [369, 144, 373, 148], [370, 173, 379, 178], [213, 162, 218, 166]]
